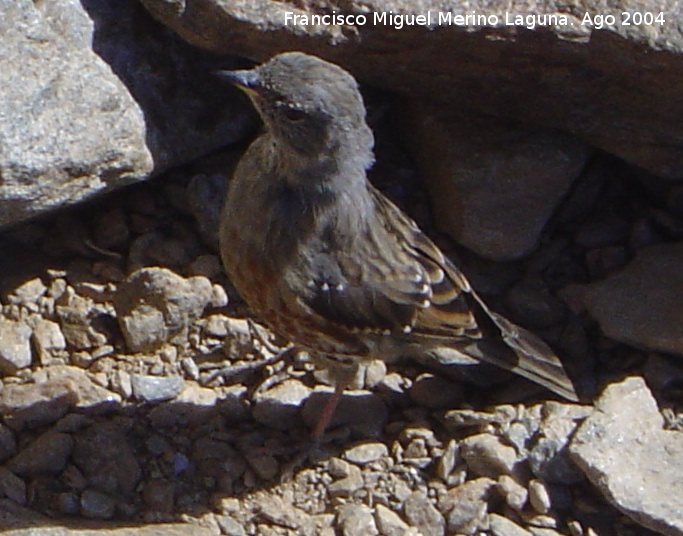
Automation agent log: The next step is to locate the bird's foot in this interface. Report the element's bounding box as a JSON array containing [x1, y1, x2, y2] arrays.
[[199, 345, 300, 388]]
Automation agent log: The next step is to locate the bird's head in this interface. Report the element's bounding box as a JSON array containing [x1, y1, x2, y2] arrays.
[[217, 52, 373, 162]]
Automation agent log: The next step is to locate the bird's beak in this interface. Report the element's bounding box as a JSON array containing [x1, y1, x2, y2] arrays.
[[215, 69, 260, 98]]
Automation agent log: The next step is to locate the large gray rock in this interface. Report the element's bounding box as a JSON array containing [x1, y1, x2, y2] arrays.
[[0, 0, 253, 229], [583, 242, 683, 356], [141, 0, 683, 179], [402, 107, 588, 260], [569, 377, 683, 536]]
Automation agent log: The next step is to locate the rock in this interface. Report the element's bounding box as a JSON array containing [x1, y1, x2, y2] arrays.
[[141, 0, 683, 179], [31, 318, 67, 365], [503, 278, 567, 330], [504, 421, 535, 455], [180, 357, 200, 381], [409, 373, 464, 409], [203, 314, 231, 338], [528, 479, 552, 514], [0, 0, 150, 228], [209, 283, 229, 308], [215, 385, 251, 424], [436, 439, 460, 483], [72, 422, 142, 498], [118, 305, 167, 353], [143, 479, 175, 513], [529, 402, 588, 485], [375, 504, 410, 536], [34, 365, 121, 411], [401, 433, 433, 469], [489, 514, 533, 536], [644, 353, 683, 398], [186, 151, 241, 249], [114, 267, 215, 352], [0, 466, 26, 505], [7, 430, 73, 477], [497, 475, 528, 512], [147, 381, 218, 427], [337, 503, 378, 536], [441, 478, 495, 535], [244, 452, 279, 481], [252, 379, 311, 430], [0, 0, 252, 229], [92, 207, 130, 250], [404, 107, 587, 260], [194, 437, 245, 485], [0, 379, 78, 431], [443, 407, 514, 429], [363, 359, 387, 389], [8, 278, 47, 305], [215, 515, 246, 536], [80, 488, 116, 520], [188, 254, 223, 279], [584, 242, 683, 356], [342, 441, 388, 465], [302, 387, 388, 438], [254, 495, 311, 530], [222, 317, 257, 359], [0, 318, 32, 374], [0, 425, 17, 463], [461, 433, 519, 478], [570, 377, 683, 536], [326, 457, 355, 479], [55, 290, 109, 350], [130, 374, 185, 403], [328, 460, 362, 498], [404, 491, 445, 536], [110, 370, 134, 400]]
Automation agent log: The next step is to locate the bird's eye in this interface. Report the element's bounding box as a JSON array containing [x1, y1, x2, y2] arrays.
[[284, 108, 306, 122]]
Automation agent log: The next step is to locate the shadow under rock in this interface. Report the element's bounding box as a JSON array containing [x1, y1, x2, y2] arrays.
[[79, 0, 259, 172], [0, 383, 390, 530]]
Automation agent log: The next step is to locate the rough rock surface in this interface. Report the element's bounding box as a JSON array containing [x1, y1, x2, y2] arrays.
[[402, 106, 589, 260], [0, 0, 254, 229], [583, 242, 683, 356], [570, 377, 683, 536], [114, 267, 217, 352], [140, 0, 683, 178]]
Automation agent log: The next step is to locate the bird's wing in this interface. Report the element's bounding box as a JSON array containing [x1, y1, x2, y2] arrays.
[[371, 188, 578, 401], [298, 186, 482, 340], [367, 187, 484, 339]]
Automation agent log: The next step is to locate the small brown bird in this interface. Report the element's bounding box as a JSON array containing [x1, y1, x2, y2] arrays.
[[218, 52, 578, 438]]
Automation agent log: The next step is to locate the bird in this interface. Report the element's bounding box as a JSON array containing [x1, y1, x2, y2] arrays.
[[216, 52, 578, 439]]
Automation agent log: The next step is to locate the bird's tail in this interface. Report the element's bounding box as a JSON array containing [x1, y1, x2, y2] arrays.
[[412, 290, 579, 402], [465, 291, 579, 401]]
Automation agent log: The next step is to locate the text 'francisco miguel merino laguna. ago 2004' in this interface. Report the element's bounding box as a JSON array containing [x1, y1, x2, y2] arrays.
[[283, 10, 666, 31]]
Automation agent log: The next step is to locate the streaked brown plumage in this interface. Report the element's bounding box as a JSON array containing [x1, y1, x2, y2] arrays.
[[217, 52, 578, 436]]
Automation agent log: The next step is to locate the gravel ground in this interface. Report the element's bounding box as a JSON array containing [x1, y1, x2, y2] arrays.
[[0, 149, 673, 536]]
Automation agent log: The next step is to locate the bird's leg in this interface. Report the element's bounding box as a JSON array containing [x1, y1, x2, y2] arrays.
[[311, 378, 349, 441], [309, 359, 359, 441], [278, 376, 351, 482], [201, 327, 296, 389]]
